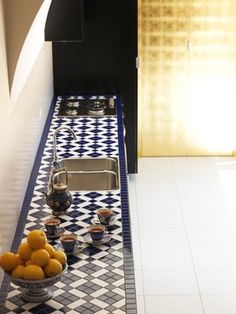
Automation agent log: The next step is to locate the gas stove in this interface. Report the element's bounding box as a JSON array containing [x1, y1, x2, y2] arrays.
[[57, 97, 116, 117]]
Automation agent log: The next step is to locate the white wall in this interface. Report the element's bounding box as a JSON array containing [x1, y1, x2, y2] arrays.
[[0, 0, 54, 282]]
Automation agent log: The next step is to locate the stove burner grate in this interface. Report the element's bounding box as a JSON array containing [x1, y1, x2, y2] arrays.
[[87, 101, 106, 115], [66, 109, 78, 116], [66, 100, 80, 108]]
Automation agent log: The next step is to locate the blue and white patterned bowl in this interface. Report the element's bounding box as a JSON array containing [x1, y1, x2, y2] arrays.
[[7, 264, 67, 302]]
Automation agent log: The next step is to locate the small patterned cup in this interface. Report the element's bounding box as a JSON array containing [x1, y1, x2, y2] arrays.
[[44, 218, 61, 236], [60, 233, 77, 253], [96, 208, 114, 225], [88, 224, 105, 242]]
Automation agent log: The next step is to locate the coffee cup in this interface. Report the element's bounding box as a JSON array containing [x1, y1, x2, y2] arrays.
[[44, 218, 60, 235], [88, 224, 106, 242], [96, 208, 114, 225], [60, 233, 78, 253]]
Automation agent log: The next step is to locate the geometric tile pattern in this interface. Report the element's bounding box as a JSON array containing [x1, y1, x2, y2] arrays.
[[0, 96, 136, 313]]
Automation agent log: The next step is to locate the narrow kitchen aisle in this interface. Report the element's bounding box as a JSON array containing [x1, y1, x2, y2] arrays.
[[129, 157, 236, 314]]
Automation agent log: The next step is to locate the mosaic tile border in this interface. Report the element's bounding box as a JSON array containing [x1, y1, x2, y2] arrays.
[[0, 95, 137, 313]]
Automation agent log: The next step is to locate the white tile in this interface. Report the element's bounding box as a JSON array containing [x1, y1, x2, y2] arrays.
[[133, 247, 143, 270], [138, 210, 184, 228], [137, 194, 180, 212], [202, 295, 236, 314], [131, 227, 141, 248], [143, 270, 199, 295], [191, 247, 236, 269], [128, 173, 137, 184], [134, 156, 236, 314], [187, 228, 236, 248], [139, 228, 189, 248], [183, 211, 231, 228], [175, 179, 218, 196], [179, 194, 225, 212], [226, 210, 236, 229], [135, 270, 144, 296], [171, 157, 212, 179], [144, 194, 180, 211], [136, 180, 176, 197], [136, 295, 146, 314], [130, 208, 139, 226], [196, 270, 236, 294], [145, 296, 204, 314], [127, 176, 137, 207], [141, 247, 193, 270], [138, 157, 173, 180], [206, 156, 236, 168], [136, 197, 159, 212]]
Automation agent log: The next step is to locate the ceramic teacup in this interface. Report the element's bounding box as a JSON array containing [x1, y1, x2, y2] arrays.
[[44, 218, 61, 236], [88, 224, 106, 242], [96, 208, 114, 225], [60, 233, 78, 253]]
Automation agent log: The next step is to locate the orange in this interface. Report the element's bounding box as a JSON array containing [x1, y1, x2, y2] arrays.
[[27, 229, 47, 250], [44, 243, 55, 258], [11, 265, 25, 279], [44, 259, 62, 277], [18, 242, 33, 261], [0, 252, 17, 272], [53, 250, 67, 266], [25, 260, 32, 266], [31, 249, 50, 267], [24, 265, 45, 280], [15, 254, 24, 266]]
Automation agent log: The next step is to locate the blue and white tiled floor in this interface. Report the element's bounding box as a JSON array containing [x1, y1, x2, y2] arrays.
[[129, 157, 236, 314]]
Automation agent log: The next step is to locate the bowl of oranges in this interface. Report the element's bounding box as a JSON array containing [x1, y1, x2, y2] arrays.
[[0, 229, 67, 302]]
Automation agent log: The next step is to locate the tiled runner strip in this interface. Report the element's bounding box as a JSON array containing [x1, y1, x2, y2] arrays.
[[0, 96, 137, 313]]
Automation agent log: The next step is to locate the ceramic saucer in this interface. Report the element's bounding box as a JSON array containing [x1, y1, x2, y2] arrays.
[[54, 241, 84, 255], [41, 227, 65, 239], [91, 214, 117, 226], [83, 233, 111, 245]]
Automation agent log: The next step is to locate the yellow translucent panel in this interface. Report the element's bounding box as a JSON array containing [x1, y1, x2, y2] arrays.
[[139, 0, 236, 156]]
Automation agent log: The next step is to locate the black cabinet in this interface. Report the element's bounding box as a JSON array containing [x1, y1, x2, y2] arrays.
[[51, 0, 138, 173], [45, 0, 84, 42]]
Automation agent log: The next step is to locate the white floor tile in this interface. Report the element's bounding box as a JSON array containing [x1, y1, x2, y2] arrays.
[[226, 210, 236, 229], [175, 178, 219, 196], [137, 194, 180, 212], [131, 157, 236, 313], [145, 296, 204, 314], [142, 270, 199, 295], [136, 176, 176, 191], [129, 208, 139, 226], [133, 246, 143, 270], [138, 210, 184, 228], [138, 157, 173, 180], [135, 270, 145, 296], [179, 194, 225, 212], [187, 228, 236, 248], [131, 227, 141, 248], [202, 295, 236, 314], [171, 157, 212, 179], [141, 247, 193, 270], [136, 295, 146, 314], [183, 211, 231, 228], [196, 270, 236, 294], [140, 194, 181, 211], [139, 228, 189, 248], [191, 247, 236, 269]]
